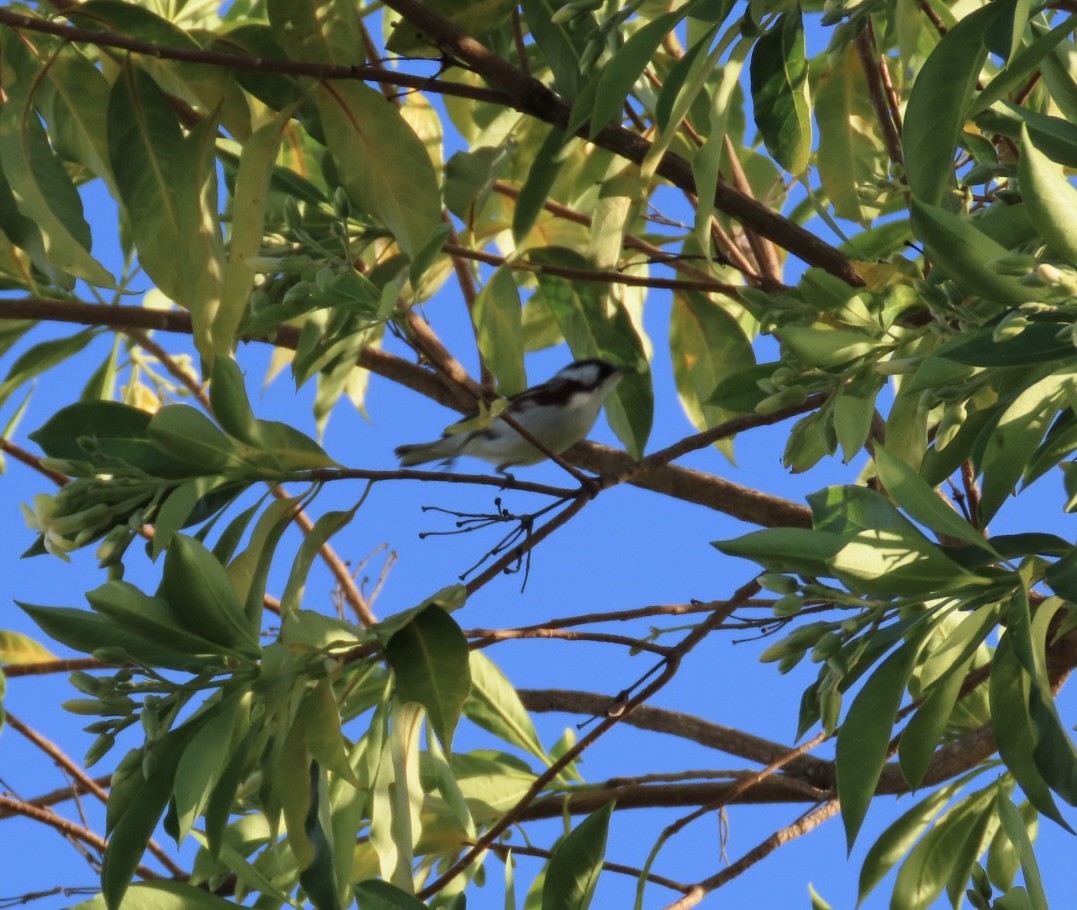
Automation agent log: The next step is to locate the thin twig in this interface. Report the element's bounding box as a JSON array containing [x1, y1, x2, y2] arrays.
[[661, 800, 840, 909], [416, 577, 762, 899]]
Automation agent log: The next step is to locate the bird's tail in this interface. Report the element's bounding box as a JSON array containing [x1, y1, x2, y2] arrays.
[[395, 435, 467, 467]]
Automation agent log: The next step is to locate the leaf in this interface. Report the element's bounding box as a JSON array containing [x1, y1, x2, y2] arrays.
[[171, 692, 243, 843], [102, 728, 195, 908], [837, 642, 917, 849], [713, 528, 844, 576], [873, 443, 993, 550], [669, 291, 755, 459], [858, 772, 981, 903], [541, 802, 614, 910], [749, 10, 812, 174], [0, 629, 56, 665], [898, 652, 974, 790], [161, 534, 260, 652], [17, 602, 217, 672], [37, 52, 116, 193], [147, 405, 242, 474], [0, 31, 113, 287], [70, 880, 240, 910], [266, 0, 363, 65], [989, 630, 1071, 830], [0, 329, 99, 411], [280, 508, 359, 614], [997, 795, 1049, 910], [385, 605, 471, 751], [303, 678, 359, 785], [910, 199, 1039, 305], [519, 0, 594, 98], [314, 81, 442, 261], [890, 783, 999, 910], [107, 63, 224, 354], [935, 322, 1073, 366], [85, 581, 241, 660], [815, 45, 887, 223], [464, 651, 551, 766], [588, 12, 682, 136], [513, 127, 571, 243], [354, 879, 429, 909], [473, 266, 527, 396], [903, 0, 1014, 205], [1018, 124, 1077, 263], [978, 369, 1073, 523]]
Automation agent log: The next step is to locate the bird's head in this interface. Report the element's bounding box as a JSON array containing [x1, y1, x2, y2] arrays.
[[552, 359, 636, 391]]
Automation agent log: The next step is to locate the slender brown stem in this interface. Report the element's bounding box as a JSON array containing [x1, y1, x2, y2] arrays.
[[856, 25, 904, 171], [661, 801, 840, 908], [417, 577, 762, 899], [4, 713, 186, 879]]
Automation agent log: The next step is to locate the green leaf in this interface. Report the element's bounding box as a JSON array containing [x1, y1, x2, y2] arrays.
[[0, 31, 113, 287], [279, 508, 359, 614], [858, 772, 981, 903], [541, 802, 614, 910], [464, 651, 551, 766], [1018, 124, 1077, 263], [107, 63, 224, 354], [385, 605, 471, 751], [0, 629, 56, 665], [86, 580, 241, 660], [473, 266, 527, 396], [37, 49, 115, 188], [0, 330, 99, 411], [903, 0, 1015, 205], [70, 880, 240, 910], [890, 783, 999, 910], [171, 692, 243, 843], [899, 653, 974, 791], [303, 678, 359, 785], [314, 81, 442, 261], [209, 356, 261, 446], [354, 879, 429, 909], [749, 10, 812, 174], [979, 369, 1073, 523], [713, 527, 843, 576], [588, 12, 682, 136], [17, 602, 216, 672], [669, 291, 755, 459], [519, 0, 594, 98], [102, 728, 195, 908], [217, 106, 301, 355], [161, 534, 260, 652], [837, 642, 918, 849], [910, 199, 1039, 305], [147, 405, 243, 474], [989, 630, 1071, 830], [997, 795, 1049, 910], [935, 322, 1073, 367], [513, 127, 571, 243], [815, 46, 888, 224], [267, 0, 363, 65], [874, 443, 993, 550]]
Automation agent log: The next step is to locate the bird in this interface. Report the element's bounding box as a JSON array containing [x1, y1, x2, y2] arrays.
[[395, 359, 632, 472]]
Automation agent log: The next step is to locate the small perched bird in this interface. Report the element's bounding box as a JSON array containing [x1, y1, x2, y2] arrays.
[[395, 359, 632, 472]]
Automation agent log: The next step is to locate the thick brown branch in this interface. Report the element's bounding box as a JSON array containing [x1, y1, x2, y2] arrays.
[[0, 299, 810, 527]]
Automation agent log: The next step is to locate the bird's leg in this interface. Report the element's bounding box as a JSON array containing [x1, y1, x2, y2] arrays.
[[495, 463, 517, 487]]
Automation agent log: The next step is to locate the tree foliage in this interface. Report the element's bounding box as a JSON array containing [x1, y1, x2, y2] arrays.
[[1, 0, 1077, 907]]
